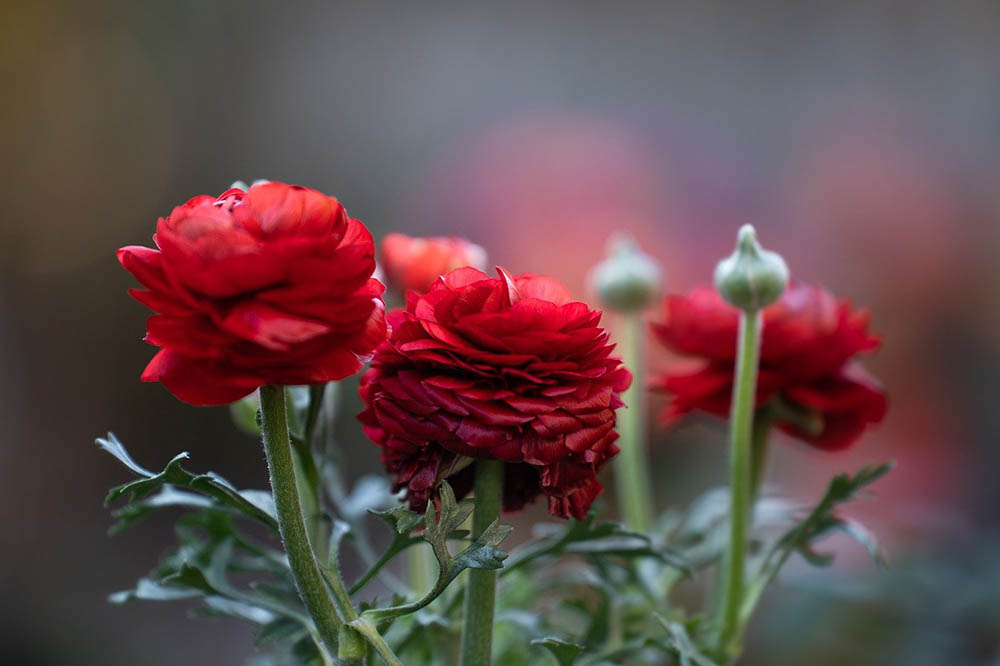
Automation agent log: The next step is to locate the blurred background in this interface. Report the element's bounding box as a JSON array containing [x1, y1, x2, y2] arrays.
[[3, 1, 999, 664]]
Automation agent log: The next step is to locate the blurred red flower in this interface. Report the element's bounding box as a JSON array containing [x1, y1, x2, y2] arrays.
[[380, 233, 487, 293], [118, 182, 386, 405], [651, 284, 887, 450], [358, 267, 631, 519]]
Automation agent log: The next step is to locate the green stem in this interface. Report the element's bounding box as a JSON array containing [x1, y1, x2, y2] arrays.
[[749, 408, 772, 502], [459, 459, 504, 666], [715, 310, 762, 662], [288, 386, 325, 561], [304, 383, 328, 446], [338, 625, 367, 666], [350, 619, 405, 666], [614, 312, 654, 532], [258, 385, 342, 658]]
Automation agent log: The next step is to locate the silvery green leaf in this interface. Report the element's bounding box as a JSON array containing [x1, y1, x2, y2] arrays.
[[109, 486, 214, 534], [327, 519, 353, 570], [653, 615, 718, 666], [532, 637, 584, 666], [256, 617, 307, 646], [109, 577, 202, 604], [342, 475, 397, 520], [504, 510, 690, 576], [369, 505, 424, 536], [741, 461, 894, 623], [360, 514, 512, 624], [200, 596, 277, 625], [98, 433, 278, 530]]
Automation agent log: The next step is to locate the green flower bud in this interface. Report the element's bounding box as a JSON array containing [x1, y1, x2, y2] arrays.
[[230, 179, 271, 192], [588, 233, 663, 312], [714, 224, 788, 311]]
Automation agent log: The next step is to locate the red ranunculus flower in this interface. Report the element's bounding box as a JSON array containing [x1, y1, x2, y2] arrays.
[[118, 182, 387, 406], [651, 283, 887, 450], [380, 233, 487, 293], [358, 267, 632, 519]]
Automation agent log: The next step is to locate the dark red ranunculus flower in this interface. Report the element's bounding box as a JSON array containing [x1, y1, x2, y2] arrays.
[[118, 182, 387, 406], [358, 267, 631, 519], [380, 233, 487, 293], [651, 284, 887, 450]]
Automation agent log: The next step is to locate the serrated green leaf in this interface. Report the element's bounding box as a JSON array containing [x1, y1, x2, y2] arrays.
[[503, 510, 690, 577], [423, 482, 474, 549], [103, 483, 317, 660], [370, 505, 424, 535], [162, 561, 219, 596], [349, 505, 425, 595], [152, 534, 310, 626], [360, 514, 512, 624], [109, 577, 202, 604], [775, 461, 892, 569], [741, 461, 894, 624], [98, 433, 278, 531], [653, 614, 718, 666], [200, 596, 277, 625], [109, 486, 215, 534], [249, 580, 303, 610], [531, 636, 584, 666], [327, 519, 353, 570], [834, 517, 886, 568], [451, 520, 513, 572], [96, 432, 156, 477], [256, 616, 307, 646]]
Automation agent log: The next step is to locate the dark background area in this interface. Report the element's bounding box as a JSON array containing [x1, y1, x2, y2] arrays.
[[3, 1, 999, 664]]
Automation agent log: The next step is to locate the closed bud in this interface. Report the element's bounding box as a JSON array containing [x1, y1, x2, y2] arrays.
[[589, 234, 662, 312], [230, 179, 269, 192], [714, 224, 788, 311]]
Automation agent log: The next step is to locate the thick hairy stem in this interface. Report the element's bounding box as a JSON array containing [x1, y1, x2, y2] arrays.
[[459, 459, 504, 666], [259, 385, 342, 658]]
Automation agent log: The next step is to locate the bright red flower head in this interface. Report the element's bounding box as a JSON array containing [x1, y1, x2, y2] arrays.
[[651, 283, 887, 450], [380, 233, 487, 293], [358, 267, 631, 519], [118, 182, 387, 405]]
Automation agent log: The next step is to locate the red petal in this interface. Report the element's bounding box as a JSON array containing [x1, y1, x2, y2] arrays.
[[221, 302, 330, 351], [118, 246, 171, 293], [514, 274, 573, 305], [141, 349, 262, 406]]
